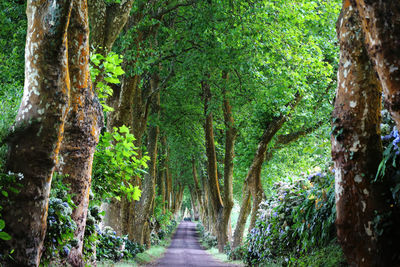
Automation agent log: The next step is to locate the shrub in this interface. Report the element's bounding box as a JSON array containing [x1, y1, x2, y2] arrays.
[[96, 227, 145, 262], [41, 174, 77, 264], [226, 244, 246, 261], [82, 203, 103, 262], [196, 223, 218, 249], [246, 170, 337, 265]]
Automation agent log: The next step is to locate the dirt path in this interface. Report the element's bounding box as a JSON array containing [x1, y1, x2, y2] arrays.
[[147, 221, 240, 267]]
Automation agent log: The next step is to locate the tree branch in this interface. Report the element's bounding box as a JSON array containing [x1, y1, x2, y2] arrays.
[[153, 0, 197, 19]]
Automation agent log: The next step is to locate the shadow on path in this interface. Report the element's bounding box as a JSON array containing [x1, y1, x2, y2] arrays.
[[147, 221, 239, 267]]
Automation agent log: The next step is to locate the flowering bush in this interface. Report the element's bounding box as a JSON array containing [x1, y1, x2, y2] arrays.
[[96, 226, 145, 262], [245, 171, 337, 265], [42, 175, 78, 264]]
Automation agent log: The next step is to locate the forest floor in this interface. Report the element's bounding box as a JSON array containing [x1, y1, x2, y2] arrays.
[[146, 221, 242, 267]]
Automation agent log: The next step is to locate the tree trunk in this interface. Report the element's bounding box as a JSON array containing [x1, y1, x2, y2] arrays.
[[0, 1, 73, 265], [100, 12, 148, 236], [192, 158, 203, 220], [234, 93, 302, 244], [217, 75, 237, 252], [166, 152, 173, 211], [129, 79, 160, 244], [161, 136, 169, 213], [232, 183, 251, 249], [88, 0, 134, 55], [86, 1, 136, 239], [157, 146, 167, 214], [201, 172, 210, 231], [332, 2, 400, 265], [202, 80, 224, 244], [352, 0, 400, 129], [190, 187, 200, 220], [59, 1, 103, 265]]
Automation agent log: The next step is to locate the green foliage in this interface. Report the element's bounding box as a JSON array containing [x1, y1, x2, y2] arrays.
[[0, 1, 25, 85], [92, 126, 149, 203], [245, 171, 337, 266], [151, 195, 174, 243], [42, 174, 78, 264], [196, 223, 218, 249], [286, 242, 347, 267], [90, 52, 125, 112], [225, 244, 246, 261], [96, 226, 145, 262], [0, 172, 23, 245], [104, 0, 121, 4], [0, 1, 25, 168], [82, 203, 103, 262]]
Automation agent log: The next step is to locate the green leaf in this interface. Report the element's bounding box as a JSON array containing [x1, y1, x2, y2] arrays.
[[131, 186, 142, 201], [119, 125, 130, 134], [0, 231, 11, 240]]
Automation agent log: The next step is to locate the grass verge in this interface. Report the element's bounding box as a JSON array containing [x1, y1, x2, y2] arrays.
[[205, 247, 244, 266], [98, 236, 173, 267]]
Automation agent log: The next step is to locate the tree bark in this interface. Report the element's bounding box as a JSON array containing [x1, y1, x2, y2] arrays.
[[191, 158, 203, 220], [88, 0, 134, 55], [201, 172, 211, 231], [352, 0, 400, 129], [232, 184, 251, 249], [332, 2, 400, 265], [190, 187, 200, 220], [59, 0, 103, 265], [100, 9, 148, 236], [248, 94, 302, 231], [217, 74, 237, 252], [234, 93, 302, 244], [129, 77, 160, 244], [202, 79, 224, 243], [0, 1, 73, 265]]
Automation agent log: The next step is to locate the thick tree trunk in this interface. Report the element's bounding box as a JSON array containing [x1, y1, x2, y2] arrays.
[[88, 0, 134, 55], [171, 183, 183, 218], [166, 153, 173, 211], [0, 2, 73, 265], [102, 72, 148, 235], [352, 0, 400, 129], [192, 158, 203, 220], [161, 136, 170, 213], [217, 78, 237, 252], [129, 80, 160, 244], [248, 165, 265, 231], [332, 2, 400, 265], [235, 93, 302, 243], [59, 1, 103, 265], [201, 172, 211, 231], [100, 12, 148, 236], [232, 184, 251, 249], [202, 80, 224, 243], [88, 0, 140, 238], [157, 146, 167, 214], [190, 187, 200, 220]]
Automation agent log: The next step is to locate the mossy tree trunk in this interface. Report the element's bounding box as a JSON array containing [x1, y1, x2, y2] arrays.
[[129, 77, 160, 245], [332, 1, 400, 265], [60, 1, 103, 265]]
